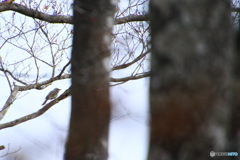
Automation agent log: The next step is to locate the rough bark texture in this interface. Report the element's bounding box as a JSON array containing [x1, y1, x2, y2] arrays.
[[231, 24, 240, 158], [148, 0, 234, 160], [64, 0, 115, 160]]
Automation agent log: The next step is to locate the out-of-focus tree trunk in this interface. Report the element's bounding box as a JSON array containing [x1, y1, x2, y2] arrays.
[[231, 19, 240, 158], [148, 0, 234, 159], [65, 0, 115, 160]]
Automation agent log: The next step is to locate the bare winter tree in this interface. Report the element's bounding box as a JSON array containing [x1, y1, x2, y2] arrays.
[[0, 0, 240, 159], [0, 0, 149, 124], [0, 0, 73, 124], [0, 0, 149, 159]]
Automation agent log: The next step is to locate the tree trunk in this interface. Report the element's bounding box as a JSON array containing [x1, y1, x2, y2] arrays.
[[65, 0, 115, 159], [148, 0, 233, 159]]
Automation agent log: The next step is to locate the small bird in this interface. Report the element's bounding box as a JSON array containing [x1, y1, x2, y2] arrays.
[[42, 88, 61, 105]]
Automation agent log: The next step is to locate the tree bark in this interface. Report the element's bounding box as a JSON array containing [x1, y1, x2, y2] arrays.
[[148, 0, 233, 159], [64, 0, 115, 160]]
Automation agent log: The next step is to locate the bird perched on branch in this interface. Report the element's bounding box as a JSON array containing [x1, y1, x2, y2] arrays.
[[42, 88, 61, 105]]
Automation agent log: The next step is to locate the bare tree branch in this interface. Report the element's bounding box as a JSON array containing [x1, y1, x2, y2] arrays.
[[8, 2, 240, 25], [18, 74, 71, 91], [232, 7, 240, 12], [0, 3, 73, 24], [0, 60, 13, 91], [0, 88, 70, 130], [0, 144, 21, 158], [0, 3, 149, 25], [110, 71, 150, 82], [0, 2, 239, 27], [57, 60, 71, 77], [0, 69, 150, 122], [115, 14, 149, 25], [0, 86, 19, 121], [0, 67, 28, 85], [112, 50, 150, 70]]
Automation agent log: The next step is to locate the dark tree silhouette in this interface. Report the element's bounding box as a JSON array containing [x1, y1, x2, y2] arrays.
[[148, 0, 235, 159], [64, 0, 115, 159]]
